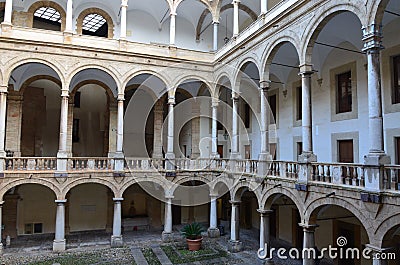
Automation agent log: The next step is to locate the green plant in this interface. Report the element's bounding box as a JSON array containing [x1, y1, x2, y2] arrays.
[[181, 222, 205, 240]]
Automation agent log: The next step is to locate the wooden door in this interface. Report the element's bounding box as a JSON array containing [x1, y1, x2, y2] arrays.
[[338, 140, 354, 163], [217, 145, 224, 158], [245, 145, 251, 159]]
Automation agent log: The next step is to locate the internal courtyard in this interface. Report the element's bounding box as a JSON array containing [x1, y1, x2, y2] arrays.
[[0, 0, 400, 265]]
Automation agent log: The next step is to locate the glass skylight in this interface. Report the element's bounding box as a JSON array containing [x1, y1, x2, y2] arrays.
[[34, 7, 61, 23], [82, 14, 106, 32]]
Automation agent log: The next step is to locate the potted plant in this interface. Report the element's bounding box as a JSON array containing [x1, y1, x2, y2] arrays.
[[181, 222, 205, 251]]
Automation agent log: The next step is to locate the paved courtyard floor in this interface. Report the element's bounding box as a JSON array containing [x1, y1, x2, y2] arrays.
[[0, 228, 333, 265]]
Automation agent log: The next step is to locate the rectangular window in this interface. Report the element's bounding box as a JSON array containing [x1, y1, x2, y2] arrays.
[[74, 91, 81, 108], [393, 55, 400, 104], [297, 142, 303, 157], [338, 139, 354, 163], [244, 103, 250, 128], [336, 71, 352, 113], [270, 143, 277, 160], [296, 86, 302, 120], [72, 119, 80, 143], [269, 94, 277, 124]]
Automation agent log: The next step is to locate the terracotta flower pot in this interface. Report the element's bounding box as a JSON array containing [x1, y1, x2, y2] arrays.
[[186, 237, 203, 251]]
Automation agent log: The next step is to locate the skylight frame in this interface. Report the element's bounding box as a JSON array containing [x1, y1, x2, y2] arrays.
[[82, 13, 107, 32], [33, 6, 61, 23]]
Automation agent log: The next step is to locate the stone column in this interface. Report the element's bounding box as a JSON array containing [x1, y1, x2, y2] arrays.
[[228, 200, 242, 252], [208, 194, 220, 237], [165, 97, 175, 169], [56, 90, 69, 173], [211, 99, 219, 158], [191, 101, 200, 158], [300, 224, 318, 265], [0, 201, 3, 253], [108, 102, 118, 157], [258, 81, 272, 175], [298, 66, 316, 162], [232, 0, 240, 37], [5, 92, 22, 157], [65, 0, 73, 33], [170, 12, 176, 46], [231, 92, 241, 159], [258, 209, 273, 261], [365, 245, 391, 265], [3, 0, 13, 25], [0, 90, 7, 171], [106, 191, 113, 233], [261, 0, 267, 15], [162, 196, 174, 242], [115, 96, 125, 171], [111, 198, 123, 247], [53, 200, 67, 252], [120, 0, 128, 39], [153, 99, 163, 158], [213, 21, 219, 51], [65, 193, 71, 235], [362, 24, 390, 192]]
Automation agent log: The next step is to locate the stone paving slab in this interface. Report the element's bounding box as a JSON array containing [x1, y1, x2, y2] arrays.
[[131, 247, 149, 265], [151, 245, 173, 265]]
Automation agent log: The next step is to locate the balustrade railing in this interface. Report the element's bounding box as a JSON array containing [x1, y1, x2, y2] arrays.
[[68, 158, 114, 171], [5, 157, 57, 171], [311, 163, 365, 187], [383, 165, 400, 191]]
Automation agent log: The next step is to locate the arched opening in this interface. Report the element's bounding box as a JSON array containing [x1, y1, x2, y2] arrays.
[[7, 63, 62, 157], [124, 73, 166, 158], [217, 79, 233, 159], [77, 8, 114, 38], [2, 184, 56, 248], [381, 223, 400, 265], [69, 69, 118, 157], [33, 6, 62, 31]]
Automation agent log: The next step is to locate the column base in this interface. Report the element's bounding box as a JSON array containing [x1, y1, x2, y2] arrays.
[[111, 235, 123, 248], [161, 231, 174, 242], [114, 152, 125, 172], [165, 153, 176, 170], [56, 151, 69, 172], [0, 22, 12, 32], [298, 152, 317, 163], [53, 239, 66, 252], [228, 240, 243, 252], [364, 153, 391, 193], [207, 227, 220, 238]]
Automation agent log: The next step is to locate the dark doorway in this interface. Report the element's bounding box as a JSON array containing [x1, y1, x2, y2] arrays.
[[217, 145, 224, 158], [172, 204, 181, 225], [338, 139, 354, 163]]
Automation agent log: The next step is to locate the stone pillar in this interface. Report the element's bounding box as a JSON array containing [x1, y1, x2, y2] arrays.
[[298, 66, 316, 163], [162, 196, 174, 242], [365, 245, 391, 265], [0, 91, 7, 171], [3, 0, 13, 25], [232, 0, 240, 37], [228, 200, 242, 252], [211, 99, 220, 158], [0, 201, 3, 253], [65, 193, 70, 235], [57, 90, 69, 173], [261, 0, 267, 15], [213, 21, 219, 51], [362, 24, 391, 192], [106, 191, 113, 233], [108, 102, 118, 157], [191, 101, 200, 158], [5, 92, 22, 157], [300, 224, 318, 265], [258, 81, 272, 175], [170, 12, 176, 46], [115, 96, 125, 171], [65, 0, 73, 33], [111, 198, 123, 247], [153, 99, 163, 158], [231, 92, 241, 159], [165, 97, 175, 169], [208, 195, 220, 238], [120, 0, 128, 39], [53, 200, 66, 252], [258, 209, 273, 261]]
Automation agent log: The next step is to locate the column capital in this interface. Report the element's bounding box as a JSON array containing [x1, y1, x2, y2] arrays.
[[298, 64, 316, 76], [229, 200, 241, 205], [257, 209, 273, 215], [209, 193, 219, 199], [61, 90, 69, 97], [364, 244, 393, 253], [170, 11, 177, 16], [168, 96, 175, 105], [0, 85, 8, 93], [299, 223, 319, 231], [212, 20, 220, 25], [113, 198, 124, 202], [211, 99, 220, 108], [231, 91, 240, 100], [259, 80, 271, 90], [362, 24, 383, 53], [232, 0, 240, 5], [0, 201, 4, 206], [165, 195, 174, 200], [55, 199, 67, 204], [121, 0, 129, 7], [117, 94, 125, 101]]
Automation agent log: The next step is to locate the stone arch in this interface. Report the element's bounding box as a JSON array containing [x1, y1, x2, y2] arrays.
[[4, 58, 65, 88], [215, 72, 233, 97], [67, 64, 120, 96], [231, 181, 262, 205], [196, 4, 258, 41], [122, 70, 171, 95], [171, 176, 213, 193], [61, 178, 118, 199], [119, 177, 170, 199], [19, 75, 62, 95], [210, 178, 233, 197], [373, 212, 400, 247], [172, 75, 214, 96], [300, 4, 365, 66], [76, 8, 114, 39], [368, 0, 390, 26], [70, 80, 116, 100], [27, 1, 66, 31], [260, 187, 305, 219], [304, 197, 374, 240], [261, 36, 301, 81], [0, 179, 61, 201], [232, 57, 261, 93]]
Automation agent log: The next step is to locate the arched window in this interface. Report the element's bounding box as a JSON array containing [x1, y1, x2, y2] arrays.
[[82, 13, 108, 37], [33, 6, 62, 31]]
